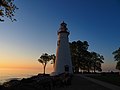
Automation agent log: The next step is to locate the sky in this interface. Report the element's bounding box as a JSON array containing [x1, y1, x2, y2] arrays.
[[0, 0, 120, 72]]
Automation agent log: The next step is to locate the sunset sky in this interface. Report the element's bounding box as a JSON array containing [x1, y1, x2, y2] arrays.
[[0, 0, 120, 72]]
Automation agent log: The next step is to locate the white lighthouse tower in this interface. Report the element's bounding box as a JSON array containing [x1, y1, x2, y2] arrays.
[[53, 21, 73, 75]]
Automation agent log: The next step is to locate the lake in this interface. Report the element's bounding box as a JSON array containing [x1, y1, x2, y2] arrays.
[[0, 68, 43, 84]]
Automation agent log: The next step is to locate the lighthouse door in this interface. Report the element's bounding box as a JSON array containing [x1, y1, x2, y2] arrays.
[[64, 65, 69, 72]]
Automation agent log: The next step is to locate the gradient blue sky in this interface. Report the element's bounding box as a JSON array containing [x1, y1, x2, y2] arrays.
[[0, 0, 120, 71]]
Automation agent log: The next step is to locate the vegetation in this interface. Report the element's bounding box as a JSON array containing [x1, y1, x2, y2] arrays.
[[69, 40, 89, 73], [112, 47, 120, 70], [70, 40, 104, 73], [38, 53, 55, 74], [38, 53, 51, 74], [50, 54, 56, 67], [0, 0, 18, 22], [90, 52, 104, 72]]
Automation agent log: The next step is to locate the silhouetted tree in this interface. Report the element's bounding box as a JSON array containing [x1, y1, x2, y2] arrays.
[[90, 52, 104, 72], [70, 40, 104, 73], [69, 40, 89, 73], [38, 53, 51, 74], [82, 51, 92, 72], [112, 48, 120, 70], [50, 54, 56, 67], [0, 0, 18, 22]]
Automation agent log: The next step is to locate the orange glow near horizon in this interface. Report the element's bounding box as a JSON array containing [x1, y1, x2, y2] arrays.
[[0, 46, 116, 73], [0, 57, 54, 74], [0, 59, 116, 72]]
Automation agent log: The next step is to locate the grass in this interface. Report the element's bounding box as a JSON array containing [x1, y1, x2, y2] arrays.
[[88, 74, 120, 86]]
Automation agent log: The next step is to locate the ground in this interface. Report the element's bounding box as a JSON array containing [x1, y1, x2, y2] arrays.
[[54, 74, 119, 90]]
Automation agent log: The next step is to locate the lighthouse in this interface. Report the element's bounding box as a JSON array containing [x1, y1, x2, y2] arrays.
[[53, 21, 73, 75]]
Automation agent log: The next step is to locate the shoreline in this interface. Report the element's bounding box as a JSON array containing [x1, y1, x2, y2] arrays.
[[0, 73, 72, 90]]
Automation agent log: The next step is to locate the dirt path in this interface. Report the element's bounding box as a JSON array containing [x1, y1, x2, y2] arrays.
[[53, 75, 110, 90]]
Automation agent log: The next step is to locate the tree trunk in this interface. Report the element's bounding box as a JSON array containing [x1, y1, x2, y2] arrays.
[[87, 67, 90, 73], [94, 64, 96, 73], [74, 66, 79, 73], [43, 65, 46, 74]]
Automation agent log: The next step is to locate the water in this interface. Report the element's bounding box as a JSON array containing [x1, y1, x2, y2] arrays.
[[0, 68, 42, 84]]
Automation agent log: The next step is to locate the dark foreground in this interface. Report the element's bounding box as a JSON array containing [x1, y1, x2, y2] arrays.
[[55, 75, 110, 90], [0, 73, 72, 90], [0, 73, 112, 90]]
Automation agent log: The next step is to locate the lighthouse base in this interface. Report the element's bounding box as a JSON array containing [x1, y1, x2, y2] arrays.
[[50, 72, 57, 76]]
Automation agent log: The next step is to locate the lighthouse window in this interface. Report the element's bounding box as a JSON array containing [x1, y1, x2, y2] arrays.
[[57, 40, 60, 46], [64, 65, 69, 72]]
